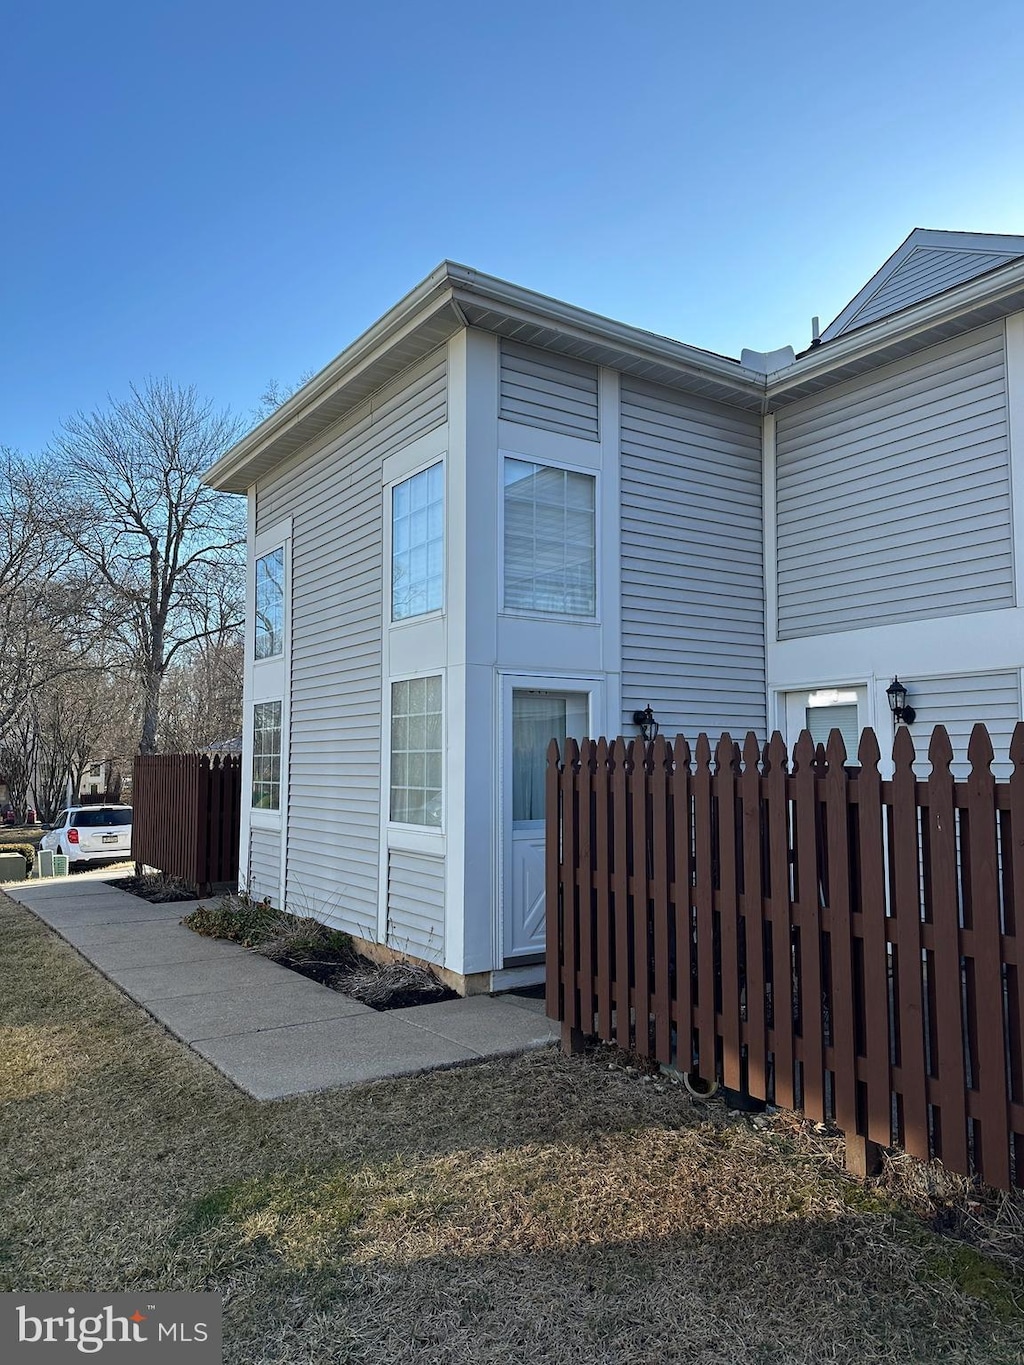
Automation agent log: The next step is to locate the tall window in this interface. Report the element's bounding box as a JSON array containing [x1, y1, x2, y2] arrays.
[[252, 701, 282, 810], [255, 548, 285, 659], [390, 676, 442, 827], [503, 459, 596, 615], [392, 463, 444, 620]]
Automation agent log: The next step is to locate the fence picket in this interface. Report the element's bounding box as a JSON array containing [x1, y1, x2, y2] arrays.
[[594, 738, 613, 1041], [611, 738, 630, 1051], [545, 738, 563, 1022], [856, 730, 892, 1148], [693, 735, 716, 1083], [741, 732, 767, 1099], [631, 739, 652, 1057], [965, 725, 1010, 1189], [578, 740, 596, 1037], [1008, 725, 1024, 1179], [716, 734, 742, 1091], [651, 736, 672, 1063], [673, 737, 694, 1076], [792, 731, 824, 1120], [926, 726, 968, 1173], [825, 729, 857, 1138], [764, 732, 795, 1110], [892, 725, 929, 1160]]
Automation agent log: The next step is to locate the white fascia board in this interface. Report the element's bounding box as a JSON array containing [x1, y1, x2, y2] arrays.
[[767, 257, 1024, 400], [445, 263, 766, 393], [205, 262, 768, 495], [204, 268, 460, 492]]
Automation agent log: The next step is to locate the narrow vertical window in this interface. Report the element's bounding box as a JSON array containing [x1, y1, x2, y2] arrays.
[[392, 463, 444, 620], [390, 676, 443, 826], [255, 547, 285, 659], [252, 700, 282, 810], [503, 459, 596, 615]]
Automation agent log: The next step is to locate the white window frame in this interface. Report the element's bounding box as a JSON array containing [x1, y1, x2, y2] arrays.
[[386, 671, 446, 836], [781, 682, 869, 763], [251, 699, 284, 812], [382, 439, 447, 633], [498, 450, 600, 623], [246, 517, 292, 835], [388, 459, 445, 624], [254, 544, 286, 660]]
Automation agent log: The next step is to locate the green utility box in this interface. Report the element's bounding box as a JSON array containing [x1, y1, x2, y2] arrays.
[[0, 851, 27, 883]]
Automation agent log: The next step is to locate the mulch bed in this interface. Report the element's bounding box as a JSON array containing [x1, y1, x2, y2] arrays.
[[111, 875, 458, 1010], [107, 873, 198, 903]]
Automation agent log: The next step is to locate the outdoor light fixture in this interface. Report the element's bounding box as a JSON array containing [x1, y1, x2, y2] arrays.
[[886, 676, 916, 726], [632, 705, 659, 741]]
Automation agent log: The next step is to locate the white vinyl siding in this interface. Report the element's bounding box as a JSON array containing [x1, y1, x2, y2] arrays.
[[499, 340, 599, 441], [248, 828, 280, 905], [905, 671, 1021, 780], [387, 848, 444, 964], [775, 324, 1013, 640], [619, 378, 765, 736], [254, 349, 447, 936], [839, 247, 1023, 336]]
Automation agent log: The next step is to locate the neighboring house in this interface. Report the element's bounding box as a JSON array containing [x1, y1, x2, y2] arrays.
[[205, 228, 1024, 993]]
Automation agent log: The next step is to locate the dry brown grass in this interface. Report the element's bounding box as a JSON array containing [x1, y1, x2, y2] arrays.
[[2, 892, 1023, 1364]]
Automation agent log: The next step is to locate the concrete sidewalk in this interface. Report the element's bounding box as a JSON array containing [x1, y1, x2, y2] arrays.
[[4, 875, 559, 1100]]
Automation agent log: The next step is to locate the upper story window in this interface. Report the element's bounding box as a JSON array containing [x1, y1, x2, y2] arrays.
[[255, 547, 285, 659], [392, 462, 444, 621], [503, 458, 596, 616]]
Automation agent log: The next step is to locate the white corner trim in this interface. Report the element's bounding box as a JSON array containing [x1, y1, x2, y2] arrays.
[[762, 412, 778, 663], [1004, 313, 1024, 608]]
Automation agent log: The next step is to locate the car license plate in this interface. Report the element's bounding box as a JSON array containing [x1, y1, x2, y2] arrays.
[[102, 834, 118, 843]]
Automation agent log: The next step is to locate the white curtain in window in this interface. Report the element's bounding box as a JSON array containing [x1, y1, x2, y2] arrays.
[[512, 693, 567, 824]]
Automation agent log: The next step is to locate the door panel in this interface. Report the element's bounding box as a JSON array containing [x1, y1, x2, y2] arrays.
[[506, 688, 588, 959]]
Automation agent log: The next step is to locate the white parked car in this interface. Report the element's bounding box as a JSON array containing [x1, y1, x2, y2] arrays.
[[39, 806, 133, 869]]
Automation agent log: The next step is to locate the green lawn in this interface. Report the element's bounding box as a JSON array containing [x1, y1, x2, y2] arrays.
[[1, 892, 1023, 1364]]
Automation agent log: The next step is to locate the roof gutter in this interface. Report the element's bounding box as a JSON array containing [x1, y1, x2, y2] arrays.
[[444, 263, 765, 395], [766, 256, 1024, 397], [206, 262, 769, 492], [205, 263, 459, 490]]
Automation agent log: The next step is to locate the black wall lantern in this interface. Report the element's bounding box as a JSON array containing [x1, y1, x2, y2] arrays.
[[632, 705, 659, 742], [886, 676, 916, 726]]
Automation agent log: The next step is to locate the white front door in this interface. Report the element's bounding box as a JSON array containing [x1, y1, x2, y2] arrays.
[[505, 688, 589, 962]]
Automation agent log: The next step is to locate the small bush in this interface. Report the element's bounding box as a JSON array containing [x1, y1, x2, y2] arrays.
[[109, 872, 196, 903], [182, 891, 283, 948], [183, 892, 355, 974], [333, 960, 456, 1011]]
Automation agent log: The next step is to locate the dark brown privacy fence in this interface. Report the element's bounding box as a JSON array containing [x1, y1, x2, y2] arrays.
[[132, 754, 242, 891], [546, 724, 1024, 1192]]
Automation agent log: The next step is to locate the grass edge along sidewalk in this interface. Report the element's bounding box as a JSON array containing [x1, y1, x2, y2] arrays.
[[1, 891, 1023, 1364]]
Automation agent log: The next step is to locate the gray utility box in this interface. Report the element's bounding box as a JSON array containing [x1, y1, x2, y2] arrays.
[[0, 851, 27, 883]]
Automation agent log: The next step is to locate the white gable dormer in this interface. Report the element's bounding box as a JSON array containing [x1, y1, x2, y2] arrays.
[[820, 228, 1024, 342]]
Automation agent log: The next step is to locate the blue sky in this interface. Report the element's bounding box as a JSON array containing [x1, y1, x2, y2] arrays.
[[4, 0, 1023, 453]]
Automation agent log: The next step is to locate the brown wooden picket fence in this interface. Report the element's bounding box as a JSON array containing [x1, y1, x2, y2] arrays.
[[546, 724, 1024, 1192], [132, 753, 242, 891]]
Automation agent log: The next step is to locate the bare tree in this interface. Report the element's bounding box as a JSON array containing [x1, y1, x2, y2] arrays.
[[51, 380, 245, 754], [250, 369, 315, 425], [0, 448, 87, 735]]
